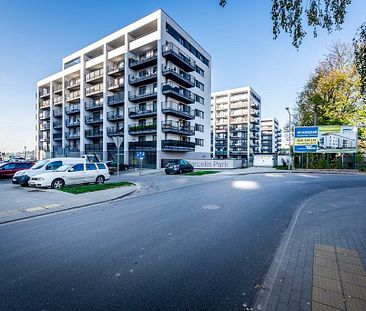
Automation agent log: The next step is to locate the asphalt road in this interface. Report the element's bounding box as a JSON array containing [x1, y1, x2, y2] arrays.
[[1, 173, 365, 310]]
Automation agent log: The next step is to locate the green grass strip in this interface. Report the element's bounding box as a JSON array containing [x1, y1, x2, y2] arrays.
[[184, 170, 220, 176], [58, 181, 134, 194]]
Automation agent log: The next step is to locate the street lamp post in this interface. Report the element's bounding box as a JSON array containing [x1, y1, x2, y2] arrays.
[[285, 107, 292, 170]]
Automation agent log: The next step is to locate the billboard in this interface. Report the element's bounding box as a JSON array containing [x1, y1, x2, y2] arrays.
[[294, 125, 357, 153]]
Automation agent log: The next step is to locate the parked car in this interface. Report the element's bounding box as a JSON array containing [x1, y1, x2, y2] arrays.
[[105, 161, 129, 175], [0, 161, 34, 178], [165, 159, 194, 175], [28, 162, 110, 189], [12, 157, 85, 186]]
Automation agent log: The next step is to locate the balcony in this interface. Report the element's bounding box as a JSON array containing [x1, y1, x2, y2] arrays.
[[85, 143, 103, 152], [85, 68, 103, 83], [39, 100, 51, 110], [65, 132, 80, 140], [230, 125, 248, 132], [66, 145, 80, 152], [108, 77, 124, 92], [129, 141, 157, 150], [161, 120, 194, 136], [39, 112, 50, 120], [161, 101, 195, 120], [216, 126, 228, 133], [107, 111, 124, 122], [229, 150, 247, 156], [161, 139, 195, 152], [162, 82, 195, 104], [39, 136, 50, 142], [66, 90, 80, 102], [65, 78, 81, 91], [39, 90, 50, 99], [250, 117, 260, 124], [129, 89, 157, 103], [250, 101, 260, 109], [53, 96, 63, 105], [53, 121, 62, 129], [108, 62, 125, 77], [215, 150, 228, 155], [85, 129, 103, 138], [128, 123, 157, 135], [85, 115, 103, 125], [162, 43, 196, 72], [251, 125, 260, 132], [107, 92, 124, 106], [250, 109, 260, 117], [129, 72, 157, 87], [85, 83, 103, 97], [65, 119, 80, 127], [128, 104, 157, 118], [107, 126, 124, 137], [53, 133, 62, 141], [54, 84, 63, 94], [53, 108, 63, 118], [39, 123, 50, 131], [65, 104, 80, 115], [85, 99, 104, 111], [129, 54, 157, 70], [162, 65, 195, 88]]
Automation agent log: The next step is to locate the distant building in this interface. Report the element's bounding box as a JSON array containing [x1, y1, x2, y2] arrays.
[[211, 87, 261, 164], [319, 133, 356, 149], [261, 118, 280, 154]]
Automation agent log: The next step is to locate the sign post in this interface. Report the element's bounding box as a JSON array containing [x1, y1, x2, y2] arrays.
[[136, 152, 145, 175], [112, 136, 123, 180]]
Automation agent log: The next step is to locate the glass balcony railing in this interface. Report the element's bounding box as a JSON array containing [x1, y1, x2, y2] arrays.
[[85, 83, 103, 97], [65, 104, 80, 114], [128, 141, 157, 150], [162, 42, 196, 72], [108, 62, 125, 76], [161, 101, 194, 119], [65, 78, 81, 90], [107, 111, 124, 121], [85, 115, 103, 124], [129, 52, 158, 70], [161, 82, 195, 104], [107, 92, 124, 106], [129, 72, 157, 87], [128, 123, 157, 134], [161, 139, 195, 152], [129, 88, 157, 102], [85, 130, 103, 138], [85, 99, 104, 111], [128, 104, 157, 118], [65, 132, 80, 140], [107, 126, 124, 137], [85, 68, 103, 82], [66, 90, 80, 102], [162, 65, 195, 88], [108, 77, 124, 90], [161, 120, 194, 135]]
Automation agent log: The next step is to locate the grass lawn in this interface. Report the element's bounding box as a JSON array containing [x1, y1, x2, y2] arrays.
[[58, 181, 135, 194], [184, 170, 220, 176], [273, 166, 289, 170]]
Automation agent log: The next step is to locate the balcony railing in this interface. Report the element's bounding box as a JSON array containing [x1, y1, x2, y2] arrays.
[[65, 132, 80, 140], [161, 101, 195, 119], [161, 120, 194, 135], [250, 117, 260, 124], [39, 112, 50, 120], [251, 125, 260, 132], [128, 123, 157, 134], [250, 101, 260, 109], [107, 126, 124, 137], [40, 89, 50, 98], [85, 83, 103, 97], [39, 100, 50, 109], [65, 78, 81, 90], [85, 99, 104, 111], [162, 82, 195, 104], [54, 84, 63, 94], [85, 68, 103, 83], [250, 109, 259, 116], [230, 125, 248, 132], [40, 123, 50, 130], [53, 108, 63, 117], [53, 133, 62, 140], [108, 77, 124, 91], [66, 90, 80, 102], [129, 53, 158, 70], [53, 121, 62, 129], [108, 62, 125, 76], [162, 65, 195, 88], [85, 116, 103, 124], [53, 96, 63, 105], [65, 104, 80, 115], [129, 141, 157, 150], [162, 42, 196, 72], [65, 119, 80, 127], [129, 89, 157, 103], [85, 129, 103, 138], [85, 143, 103, 152], [129, 72, 157, 87], [107, 111, 124, 121], [39, 136, 50, 142], [107, 92, 124, 106], [128, 104, 157, 118], [161, 139, 195, 152], [65, 145, 80, 152]]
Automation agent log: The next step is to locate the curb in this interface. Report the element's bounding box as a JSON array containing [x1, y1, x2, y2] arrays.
[[0, 186, 138, 226]]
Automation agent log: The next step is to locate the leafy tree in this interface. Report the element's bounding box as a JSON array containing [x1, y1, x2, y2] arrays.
[[219, 0, 352, 48], [353, 22, 366, 95]]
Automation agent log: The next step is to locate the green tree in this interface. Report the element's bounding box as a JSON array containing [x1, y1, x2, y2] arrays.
[[353, 22, 366, 95]]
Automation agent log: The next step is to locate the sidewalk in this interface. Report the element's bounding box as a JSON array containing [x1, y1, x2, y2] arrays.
[[254, 187, 366, 311]]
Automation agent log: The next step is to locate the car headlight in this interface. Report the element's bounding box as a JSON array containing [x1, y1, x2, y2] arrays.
[[32, 177, 44, 181]]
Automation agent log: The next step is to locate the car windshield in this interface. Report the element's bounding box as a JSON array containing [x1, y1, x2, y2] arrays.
[[167, 160, 179, 165], [30, 160, 49, 170], [55, 164, 72, 172]]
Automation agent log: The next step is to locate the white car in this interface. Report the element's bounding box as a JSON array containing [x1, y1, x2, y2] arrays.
[[29, 162, 110, 189]]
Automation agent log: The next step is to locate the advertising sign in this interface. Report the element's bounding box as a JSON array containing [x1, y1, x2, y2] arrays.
[[294, 125, 357, 153]]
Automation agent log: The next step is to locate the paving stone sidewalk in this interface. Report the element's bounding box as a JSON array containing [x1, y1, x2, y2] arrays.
[[254, 187, 366, 311]]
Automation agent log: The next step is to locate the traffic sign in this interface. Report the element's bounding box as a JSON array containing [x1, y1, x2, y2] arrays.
[[112, 136, 123, 148], [136, 152, 145, 159]]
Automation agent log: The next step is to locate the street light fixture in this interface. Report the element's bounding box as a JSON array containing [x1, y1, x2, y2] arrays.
[[285, 107, 291, 170]]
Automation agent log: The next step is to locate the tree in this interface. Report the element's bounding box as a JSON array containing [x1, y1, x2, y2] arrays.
[[353, 22, 366, 95], [219, 0, 352, 49]]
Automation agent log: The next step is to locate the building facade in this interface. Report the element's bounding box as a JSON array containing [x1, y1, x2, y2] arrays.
[[211, 87, 261, 164], [261, 117, 280, 154], [36, 9, 211, 168]]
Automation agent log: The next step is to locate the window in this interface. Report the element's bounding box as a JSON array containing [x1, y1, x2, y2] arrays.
[[195, 80, 204, 91], [97, 163, 106, 170], [86, 163, 97, 170], [195, 95, 204, 105], [195, 65, 205, 77], [70, 164, 84, 172], [195, 124, 204, 132], [195, 138, 204, 146], [46, 161, 63, 171], [2, 164, 15, 170], [138, 136, 146, 142], [195, 109, 204, 118]]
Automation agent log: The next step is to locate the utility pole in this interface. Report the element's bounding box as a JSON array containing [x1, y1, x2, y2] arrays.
[[286, 107, 292, 170]]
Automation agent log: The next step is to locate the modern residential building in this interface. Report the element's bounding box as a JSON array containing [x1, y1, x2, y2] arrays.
[[36, 9, 211, 168], [211, 87, 261, 165], [261, 117, 280, 154]]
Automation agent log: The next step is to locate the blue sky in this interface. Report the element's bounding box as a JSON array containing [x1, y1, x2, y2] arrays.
[[0, 0, 365, 152]]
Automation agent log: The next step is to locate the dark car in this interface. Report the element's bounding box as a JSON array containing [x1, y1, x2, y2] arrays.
[[165, 159, 194, 175], [105, 161, 129, 175], [0, 161, 34, 178]]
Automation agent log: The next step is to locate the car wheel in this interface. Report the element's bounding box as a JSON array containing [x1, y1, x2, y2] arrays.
[[96, 175, 105, 184], [51, 178, 65, 189]]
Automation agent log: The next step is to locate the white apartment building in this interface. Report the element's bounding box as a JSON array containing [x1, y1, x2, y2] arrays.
[[211, 87, 261, 164], [36, 9, 211, 168], [261, 117, 280, 154]]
